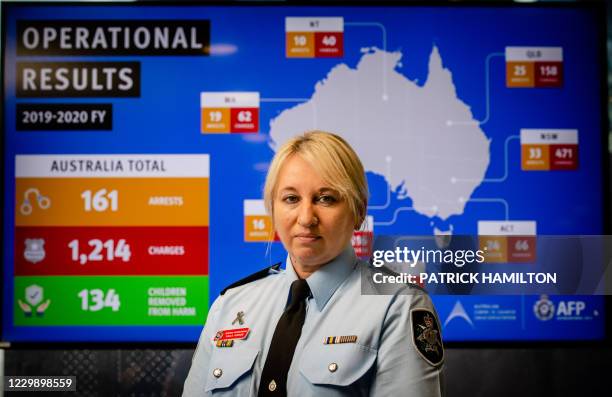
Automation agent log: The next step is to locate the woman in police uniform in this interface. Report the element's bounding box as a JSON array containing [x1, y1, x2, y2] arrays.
[[183, 131, 444, 396]]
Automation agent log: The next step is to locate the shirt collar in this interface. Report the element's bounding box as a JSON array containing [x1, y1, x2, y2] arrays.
[[285, 245, 357, 312]]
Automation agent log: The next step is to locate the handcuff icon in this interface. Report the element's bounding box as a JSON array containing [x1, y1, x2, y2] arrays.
[[20, 188, 51, 215]]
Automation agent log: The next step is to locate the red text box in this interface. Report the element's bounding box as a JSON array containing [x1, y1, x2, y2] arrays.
[[507, 236, 537, 263], [550, 144, 578, 170], [15, 226, 208, 276], [230, 108, 259, 133], [314, 32, 344, 58], [535, 61, 563, 88]]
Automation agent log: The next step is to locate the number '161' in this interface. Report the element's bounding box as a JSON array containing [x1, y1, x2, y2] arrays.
[[81, 189, 118, 212]]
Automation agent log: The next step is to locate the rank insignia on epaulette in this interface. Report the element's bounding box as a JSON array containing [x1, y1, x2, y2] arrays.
[[215, 340, 234, 348], [323, 335, 358, 345]]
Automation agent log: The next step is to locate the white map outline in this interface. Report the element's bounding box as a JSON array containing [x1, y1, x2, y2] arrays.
[[269, 46, 490, 221]]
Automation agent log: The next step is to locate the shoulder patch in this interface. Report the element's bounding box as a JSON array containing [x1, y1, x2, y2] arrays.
[[220, 262, 282, 295], [411, 308, 444, 366]]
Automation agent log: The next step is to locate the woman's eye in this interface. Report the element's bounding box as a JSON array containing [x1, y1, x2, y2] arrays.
[[317, 195, 337, 204], [283, 195, 299, 204]]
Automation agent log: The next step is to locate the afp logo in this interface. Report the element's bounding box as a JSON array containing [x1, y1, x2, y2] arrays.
[[533, 295, 587, 321], [556, 300, 586, 318]]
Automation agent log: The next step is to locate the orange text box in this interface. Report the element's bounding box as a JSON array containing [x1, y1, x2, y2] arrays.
[[521, 144, 550, 170], [244, 215, 275, 242], [506, 61, 534, 88], [201, 107, 231, 133], [16, 178, 209, 226], [286, 32, 315, 58], [479, 236, 508, 263]]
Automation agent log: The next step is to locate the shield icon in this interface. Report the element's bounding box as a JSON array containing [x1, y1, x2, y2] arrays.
[[24, 238, 46, 264], [25, 284, 43, 307]]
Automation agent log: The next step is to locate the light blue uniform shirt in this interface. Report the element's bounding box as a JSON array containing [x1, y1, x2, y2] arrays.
[[183, 246, 444, 396]]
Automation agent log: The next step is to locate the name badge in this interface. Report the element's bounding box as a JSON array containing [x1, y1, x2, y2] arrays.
[[214, 327, 250, 341]]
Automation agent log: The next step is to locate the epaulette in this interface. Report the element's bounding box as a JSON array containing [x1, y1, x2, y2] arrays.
[[220, 262, 282, 295]]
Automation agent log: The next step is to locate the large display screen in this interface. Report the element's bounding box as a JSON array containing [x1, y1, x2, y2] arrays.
[[2, 2, 607, 342]]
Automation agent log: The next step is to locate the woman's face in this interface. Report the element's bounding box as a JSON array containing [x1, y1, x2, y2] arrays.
[[273, 154, 355, 272]]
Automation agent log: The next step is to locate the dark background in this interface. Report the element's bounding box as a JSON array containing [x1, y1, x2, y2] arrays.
[[5, 345, 612, 396], [3, 0, 612, 396]]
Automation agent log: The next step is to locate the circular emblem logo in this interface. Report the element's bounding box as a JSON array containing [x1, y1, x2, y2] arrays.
[[533, 295, 555, 321]]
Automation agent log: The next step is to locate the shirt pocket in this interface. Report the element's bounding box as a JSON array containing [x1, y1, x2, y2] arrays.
[[299, 343, 377, 387], [204, 345, 259, 393]]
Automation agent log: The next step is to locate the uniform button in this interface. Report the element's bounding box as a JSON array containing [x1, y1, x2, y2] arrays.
[[268, 380, 277, 391], [213, 368, 223, 378], [328, 362, 338, 372]]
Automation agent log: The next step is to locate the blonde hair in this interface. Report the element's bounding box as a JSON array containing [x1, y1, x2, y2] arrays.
[[264, 130, 368, 229]]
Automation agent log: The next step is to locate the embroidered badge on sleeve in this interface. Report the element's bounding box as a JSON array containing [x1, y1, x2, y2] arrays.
[[411, 308, 444, 366]]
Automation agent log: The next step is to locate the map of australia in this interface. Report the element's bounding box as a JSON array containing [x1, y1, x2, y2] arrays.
[[269, 46, 490, 222]]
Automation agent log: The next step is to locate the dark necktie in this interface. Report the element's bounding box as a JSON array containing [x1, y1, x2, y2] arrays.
[[258, 279, 311, 396]]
